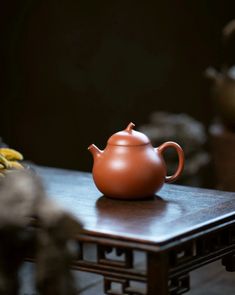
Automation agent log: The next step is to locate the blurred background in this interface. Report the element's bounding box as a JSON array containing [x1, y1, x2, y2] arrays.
[[1, 1, 235, 188]]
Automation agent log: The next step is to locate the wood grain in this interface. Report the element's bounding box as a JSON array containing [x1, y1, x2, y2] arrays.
[[35, 166, 235, 246]]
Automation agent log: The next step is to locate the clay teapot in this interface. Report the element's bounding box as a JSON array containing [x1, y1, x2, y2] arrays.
[[88, 122, 184, 199]]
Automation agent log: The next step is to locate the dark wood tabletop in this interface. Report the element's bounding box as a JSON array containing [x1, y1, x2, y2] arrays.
[[36, 166, 235, 247]]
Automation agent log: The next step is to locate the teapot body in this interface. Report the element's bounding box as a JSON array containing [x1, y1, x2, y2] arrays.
[[88, 123, 184, 199], [92, 144, 166, 199]]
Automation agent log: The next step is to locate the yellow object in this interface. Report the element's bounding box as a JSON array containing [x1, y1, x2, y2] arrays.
[[0, 147, 24, 175], [9, 161, 24, 169], [0, 154, 10, 169], [0, 148, 23, 161]]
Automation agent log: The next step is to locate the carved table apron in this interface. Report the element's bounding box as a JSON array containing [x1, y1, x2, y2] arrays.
[[36, 166, 235, 295]]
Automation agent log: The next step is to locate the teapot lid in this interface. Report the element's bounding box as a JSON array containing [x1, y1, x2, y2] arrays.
[[108, 122, 150, 146]]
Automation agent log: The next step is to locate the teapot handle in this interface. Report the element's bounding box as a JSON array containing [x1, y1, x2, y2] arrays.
[[157, 141, 184, 183]]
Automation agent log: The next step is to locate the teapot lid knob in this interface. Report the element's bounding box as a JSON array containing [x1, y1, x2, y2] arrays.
[[107, 122, 150, 146], [125, 122, 135, 133]]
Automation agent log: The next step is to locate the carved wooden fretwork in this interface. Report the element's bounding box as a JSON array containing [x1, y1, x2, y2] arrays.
[[169, 274, 190, 295], [98, 245, 133, 268], [72, 225, 235, 295], [169, 225, 235, 272], [104, 276, 147, 295]]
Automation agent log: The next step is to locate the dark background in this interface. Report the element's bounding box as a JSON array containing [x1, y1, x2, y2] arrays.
[[1, 1, 235, 171]]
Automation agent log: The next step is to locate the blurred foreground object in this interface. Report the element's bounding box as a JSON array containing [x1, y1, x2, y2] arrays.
[[139, 112, 209, 186], [0, 170, 83, 295]]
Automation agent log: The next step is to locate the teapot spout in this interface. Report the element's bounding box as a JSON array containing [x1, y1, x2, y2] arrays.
[[88, 144, 102, 160]]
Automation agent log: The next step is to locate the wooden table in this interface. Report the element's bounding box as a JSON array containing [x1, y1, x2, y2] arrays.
[[36, 166, 235, 295]]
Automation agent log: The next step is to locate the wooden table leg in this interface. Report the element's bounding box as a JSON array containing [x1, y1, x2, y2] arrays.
[[222, 254, 235, 272], [147, 251, 169, 295]]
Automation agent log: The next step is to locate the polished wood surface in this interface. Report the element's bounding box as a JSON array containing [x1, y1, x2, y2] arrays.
[[36, 166, 235, 246]]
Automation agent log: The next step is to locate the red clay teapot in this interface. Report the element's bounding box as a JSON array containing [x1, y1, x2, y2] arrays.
[[88, 122, 184, 199]]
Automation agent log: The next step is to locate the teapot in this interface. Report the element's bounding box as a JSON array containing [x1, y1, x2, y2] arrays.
[[88, 122, 184, 199]]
